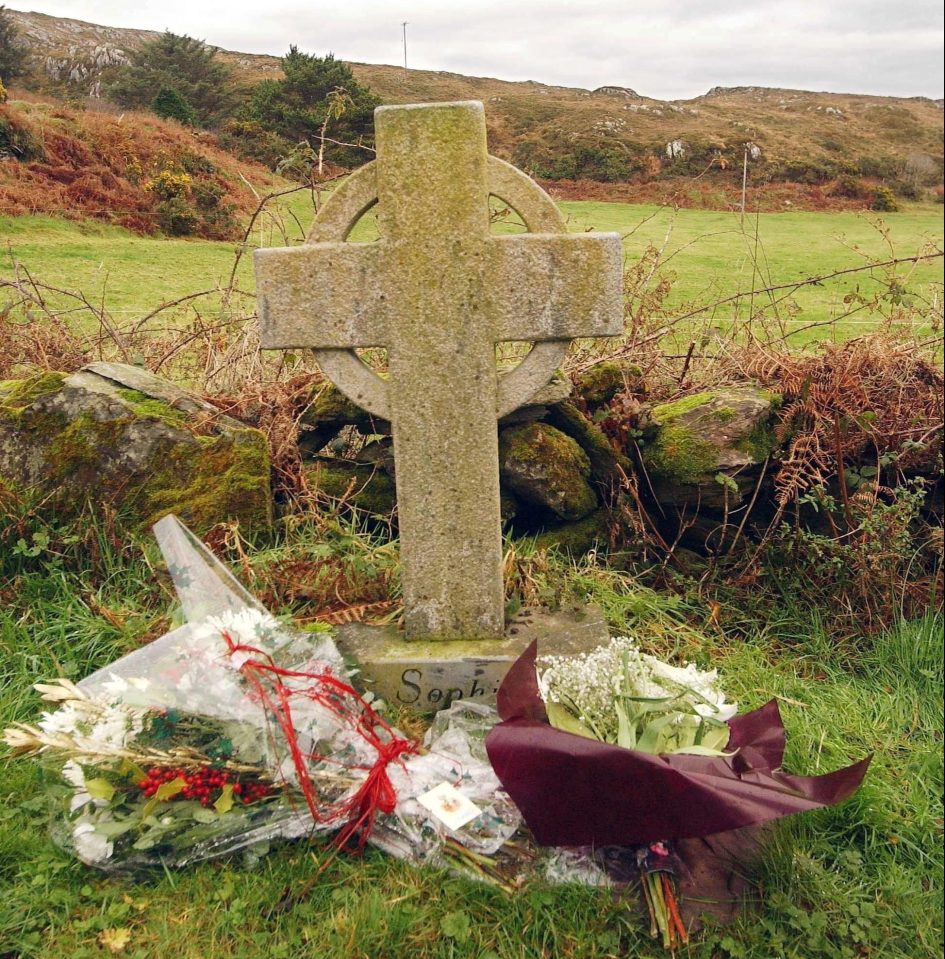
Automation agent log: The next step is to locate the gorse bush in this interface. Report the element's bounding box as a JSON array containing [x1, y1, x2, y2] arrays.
[[871, 185, 899, 212], [0, 99, 265, 237]]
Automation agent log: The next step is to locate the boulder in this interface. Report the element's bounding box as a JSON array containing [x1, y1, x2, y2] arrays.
[[499, 422, 598, 521], [0, 363, 271, 532], [305, 456, 397, 518], [573, 360, 641, 408], [640, 388, 781, 510], [545, 400, 632, 487], [298, 382, 389, 455]]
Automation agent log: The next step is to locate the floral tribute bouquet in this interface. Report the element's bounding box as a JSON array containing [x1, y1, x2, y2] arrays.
[[5, 516, 872, 950], [4, 516, 521, 877], [485, 639, 872, 949]]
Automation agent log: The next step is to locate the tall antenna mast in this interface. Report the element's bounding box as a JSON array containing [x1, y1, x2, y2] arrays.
[[402, 21, 408, 80]]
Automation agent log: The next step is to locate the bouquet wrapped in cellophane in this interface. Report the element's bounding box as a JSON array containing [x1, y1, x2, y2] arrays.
[[4, 516, 520, 877]]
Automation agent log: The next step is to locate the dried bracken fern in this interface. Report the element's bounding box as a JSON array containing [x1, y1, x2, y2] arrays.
[[736, 333, 943, 508]]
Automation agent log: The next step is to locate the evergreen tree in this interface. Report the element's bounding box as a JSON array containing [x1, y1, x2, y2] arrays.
[[0, 5, 28, 85], [243, 48, 379, 168], [107, 32, 236, 126], [152, 86, 198, 126]]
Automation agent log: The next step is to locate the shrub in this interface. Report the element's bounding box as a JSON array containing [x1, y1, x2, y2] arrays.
[[107, 32, 237, 127], [830, 174, 867, 200], [0, 4, 27, 85], [155, 195, 199, 235], [0, 105, 43, 160], [151, 87, 198, 126], [239, 48, 379, 170], [870, 185, 898, 212]]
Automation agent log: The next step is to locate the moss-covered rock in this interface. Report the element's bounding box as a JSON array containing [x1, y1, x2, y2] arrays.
[[531, 509, 610, 555], [499, 422, 598, 521], [545, 399, 632, 486], [575, 361, 627, 407], [641, 387, 781, 509], [305, 457, 397, 517], [0, 364, 271, 533]]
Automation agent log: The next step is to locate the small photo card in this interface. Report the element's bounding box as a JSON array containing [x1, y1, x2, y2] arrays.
[[417, 782, 482, 831]]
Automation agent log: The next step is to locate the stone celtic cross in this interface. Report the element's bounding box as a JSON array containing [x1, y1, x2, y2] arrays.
[[255, 101, 622, 641]]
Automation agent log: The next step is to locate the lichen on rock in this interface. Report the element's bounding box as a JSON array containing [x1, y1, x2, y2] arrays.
[[0, 365, 272, 533], [641, 387, 781, 509], [499, 421, 598, 521]]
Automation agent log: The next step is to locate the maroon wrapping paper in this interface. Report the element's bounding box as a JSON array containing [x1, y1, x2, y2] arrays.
[[485, 641, 871, 846]]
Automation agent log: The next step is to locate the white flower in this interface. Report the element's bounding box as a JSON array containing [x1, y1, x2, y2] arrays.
[[38, 703, 84, 737], [72, 818, 113, 863], [62, 760, 93, 812], [538, 635, 737, 751], [39, 698, 148, 755], [101, 673, 128, 697]]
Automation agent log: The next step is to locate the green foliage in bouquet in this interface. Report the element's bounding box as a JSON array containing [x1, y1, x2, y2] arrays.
[[539, 637, 736, 756]]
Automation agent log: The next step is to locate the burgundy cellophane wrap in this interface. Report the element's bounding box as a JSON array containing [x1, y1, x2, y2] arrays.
[[485, 641, 871, 846]]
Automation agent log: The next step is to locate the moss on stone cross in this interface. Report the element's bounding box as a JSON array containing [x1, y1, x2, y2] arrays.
[[255, 101, 623, 640]]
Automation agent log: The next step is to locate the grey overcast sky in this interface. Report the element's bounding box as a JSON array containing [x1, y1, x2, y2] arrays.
[[15, 1, 945, 101]]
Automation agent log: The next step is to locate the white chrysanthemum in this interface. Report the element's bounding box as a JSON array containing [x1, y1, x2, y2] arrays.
[[191, 608, 283, 669], [38, 702, 85, 737], [62, 760, 94, 812], [39, 698, 147, 755], [101, 673, 151, 698], [72, 818, 113, 863]]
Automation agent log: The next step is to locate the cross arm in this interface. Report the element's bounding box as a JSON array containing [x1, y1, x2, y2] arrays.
[[254, 243, 389, 349], [488, 233, 624, 342]]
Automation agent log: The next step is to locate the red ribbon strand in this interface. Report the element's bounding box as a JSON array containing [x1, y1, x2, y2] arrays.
[[221, 631, 419, 851]]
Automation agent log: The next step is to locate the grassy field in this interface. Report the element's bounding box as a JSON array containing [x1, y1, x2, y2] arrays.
[[0, 193, 942, 957], [2, 198, 941, 347], [0, 518, 941, 959]]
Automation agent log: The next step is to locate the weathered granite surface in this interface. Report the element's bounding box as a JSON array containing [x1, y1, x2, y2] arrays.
[[334, 605, 610, 710], [255, 101, 623, 640]]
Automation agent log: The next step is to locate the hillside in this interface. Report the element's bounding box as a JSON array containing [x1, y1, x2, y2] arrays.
[[5, 7, 945, 208], [0, 97, 278, 236]]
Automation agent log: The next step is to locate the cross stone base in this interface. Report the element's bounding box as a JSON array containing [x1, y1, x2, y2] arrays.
[[334, 606, 609, 712]]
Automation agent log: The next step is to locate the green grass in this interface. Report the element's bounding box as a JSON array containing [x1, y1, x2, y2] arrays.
[[2, 198, 941, 347], [559, 201, 943, 344], [1, 516, 941, 959]]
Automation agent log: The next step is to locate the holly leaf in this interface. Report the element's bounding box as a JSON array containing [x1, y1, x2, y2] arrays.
[[154, 777, 187, 802], [119, 759, 147, 783], [85, 778, 116, 802], [141, 776, 186, 818]]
